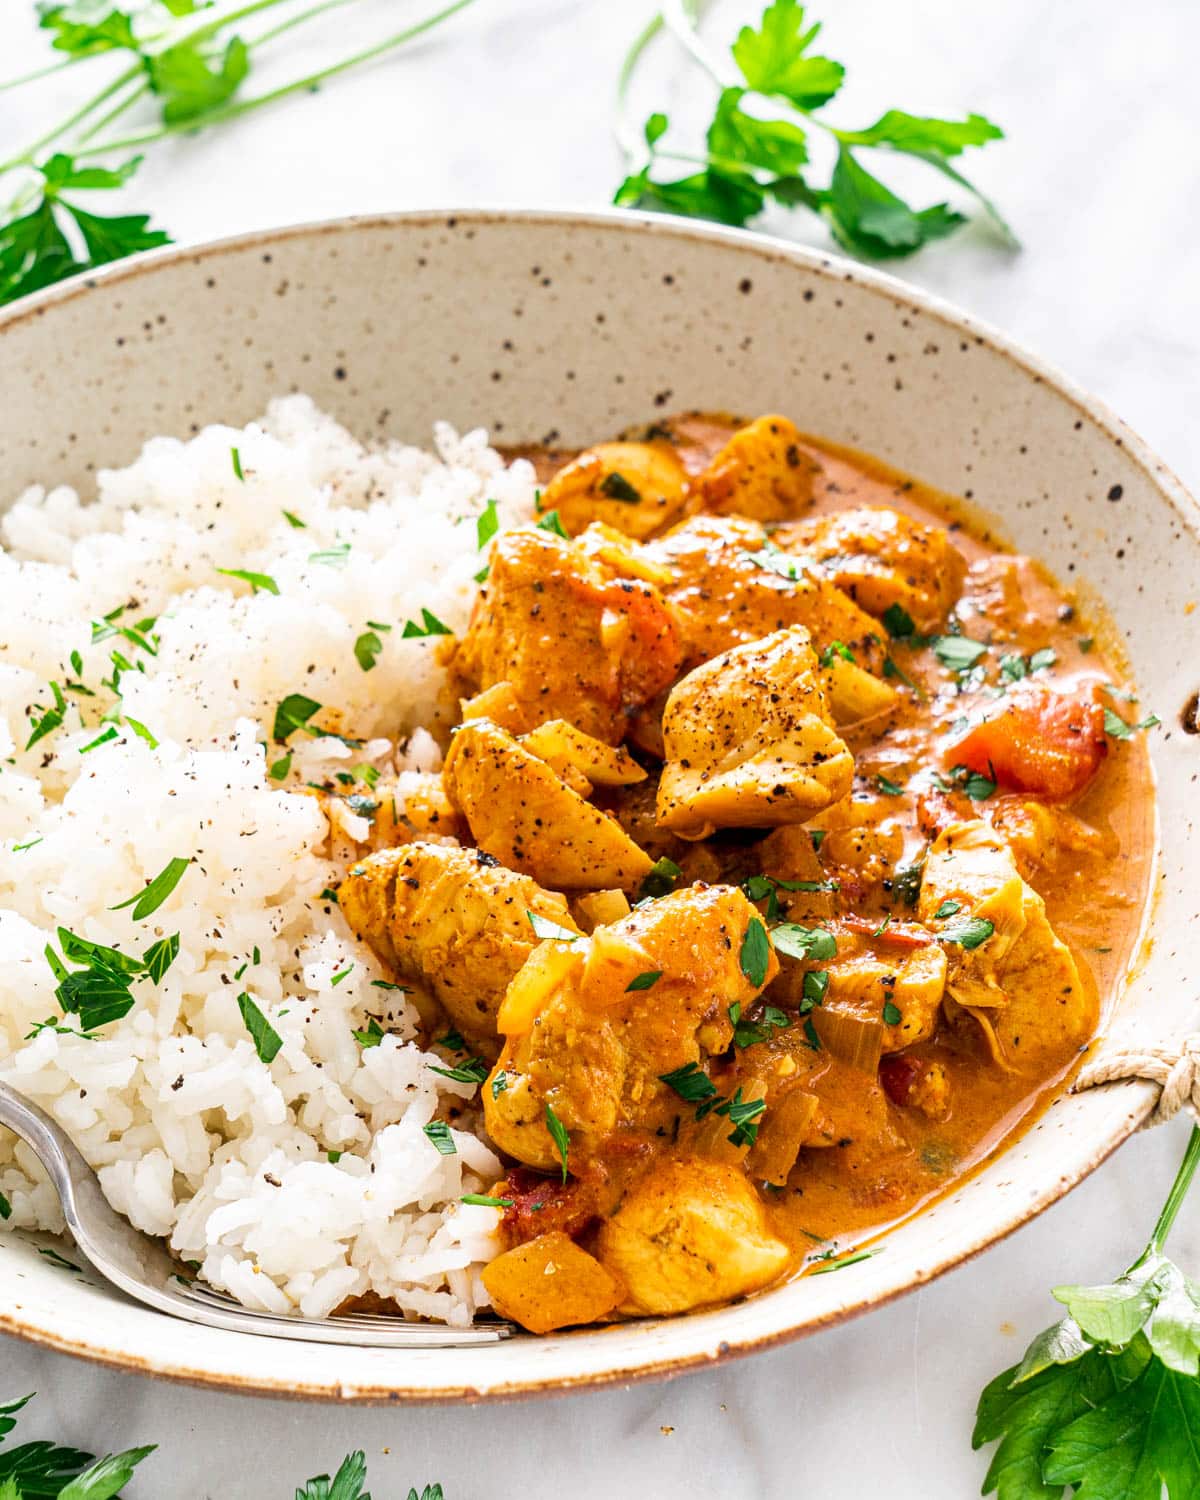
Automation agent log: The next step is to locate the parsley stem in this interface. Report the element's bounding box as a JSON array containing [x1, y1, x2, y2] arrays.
[[661, 0, 729, 88], [614, 0, 710, 163], [1, 63, 141, 173], [0, 55, 81, 93], [74, 0, 481, 160], [1140, 1123, 1200, 1261]]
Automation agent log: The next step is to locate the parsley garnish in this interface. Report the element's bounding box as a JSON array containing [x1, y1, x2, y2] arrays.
[[975, 1125, 1200, 1500], [535, 509, 570, 539], [626, 970, 664, 991], [230, 447, 245, 481], [237, 991, 283, 1063], [544, 1103, 570, 1182], [882, 1000, 902, 1026], [216, 566, 279, 595], [79, 726, 118, 754], [476, 498, 500, 548], [491, 1070, 509, 1100], [801, 968, 829, 1012], [882, 603, 917, 638], [282, 509, 307, 529], [811, 1246, 878, 1275], [930, 634, 988, 673], [25, 681, 68, 751], [331, 964, 353, 986], [819, 640, 855, 667], [658, 1061, 718, 1103], [1103, 706, 1161, 740], [308, 542, 351, 567], [939, 916, 994, 949], [933, 899, 962, 919], [730, 1001, 791, 1047], [615, 0, 1010, 258], [739, 915, 771, 987], [353, 630, 384, 672], [526, 910, 579, 943], [639, 856, 683, 900], [423, 1120, 457, 1156], [0, 1191, 10, 1221], [461, 1193, 514, 1209], [598, 471, 641, 503], [142, 933, 179, 984], [125, 716, 158, 749], [352, 1018, 385, 1048], [770, 922, 837, 961], [714, 1087, 766, 1148], [876, 772, 904, 796], [430, 1057, 489, 1085], [109, 855, 190, 919], [272, 692, 322, 741], [268, 751, 293, 781], [401, 608, 453, 639]]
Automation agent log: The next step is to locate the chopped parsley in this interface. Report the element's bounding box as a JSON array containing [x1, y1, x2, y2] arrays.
[[598, 471, 641, 504], [423, 1120, 457, 1156], [430, 1056, 489, 1085], [352, 1018, 385, 1048], [810, 1247, 878, 1275], [78, 726, 118, 754], [801, 969, 829, 1012], [639, 856, 682, 900], [370, 978, 406, 991], [876, 772, 905, 796], [544, 1103, 570, 1182], [0, 1191, 10, 1221], [491, 1069, 509, 1100], [282, 509, 307, 529], [461, 1193, 514, 1209], [526, 910, 579, 943], [109, 855, 190, 919], [25, 681, 68, 751], [930, 634, 988, 673], [658, 1061, 718, 1103], [626, 970, 664, 991], [1103, 706, 1160, 740], [882, 1000, 903, 1026], [934, 899, 962, 919], [401, 608, 453, 639], [819, 640, 855, 667], [535, 509, 570, 539], [268, 751, 293, 781], [739, 541, 802, 581], [125, 716, 158, 749], [308, 542, 351, 567], [770, 923, 838, 962], [273, 692, 322, 741], [714, 1087, 766, 1148], [882, 603, 916, 638], [730, 1001, 791, 1047], [142, 933, 180, 984], [739, 916, 771, 987], [331, 964, 354, 987], [231, 446, 245, 481], [353, 630, 384, 671], [215, 566, 279, 595], [892, 858, 925, 907], [939, 916, 995, 949], [1077, 635, 1094, 653], [476, 498, 500, 548], [237, 991, 283, 1064]]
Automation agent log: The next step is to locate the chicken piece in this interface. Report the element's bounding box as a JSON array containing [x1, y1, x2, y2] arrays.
[[946, 683, 1108, 802], [775, 505, 967, 634], [918, 820, 1095, 1070], [803, 792, 907, 908], [484, 885, 775, 1171], [818, 653, 900, 726], [657, 628, 854, 840], [647, 515, 887, 673], [696, 415, 819, 522], [538, 441, 691, 540], [444, 719, 652, 892], [596, 1157, 790, 1315], [338, 841, 578, 1050], [481, 1231, 624, 1333], [756, 823, 837, 925], [987, 795, 1117, 882], [519, 719, 647, 789], [452, 525, 683, 743]]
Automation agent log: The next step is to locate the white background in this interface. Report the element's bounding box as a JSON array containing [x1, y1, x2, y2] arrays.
[[2, 2, 1199, 1495]]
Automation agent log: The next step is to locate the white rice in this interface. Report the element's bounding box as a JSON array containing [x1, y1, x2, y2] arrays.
[[0, 396, 539, 1322]]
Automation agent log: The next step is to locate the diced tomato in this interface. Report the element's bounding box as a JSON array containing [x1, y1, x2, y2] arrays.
[[915, 787, 972, 839], [501, 1164, 603, 1246], [879, 1054, 924, 1106], [843, 916, 932, 948], [946, 685, 1107, 801]]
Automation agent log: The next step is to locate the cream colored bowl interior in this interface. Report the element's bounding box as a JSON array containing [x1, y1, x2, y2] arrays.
[[0, 211, 1194, 1402]]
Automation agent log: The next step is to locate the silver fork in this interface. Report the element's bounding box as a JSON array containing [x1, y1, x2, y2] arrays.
[[0, 1080, 515, 1346]]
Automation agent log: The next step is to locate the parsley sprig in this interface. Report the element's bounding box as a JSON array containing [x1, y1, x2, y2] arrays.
[[0, 0, 480, 307], [615, 0, 1013, 259], [975, 1125, 1200, 1499]]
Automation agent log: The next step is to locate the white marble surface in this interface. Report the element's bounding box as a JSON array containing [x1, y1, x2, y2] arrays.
[[2, 1, 1199, 1495]]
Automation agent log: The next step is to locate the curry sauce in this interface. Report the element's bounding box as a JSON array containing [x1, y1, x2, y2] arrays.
[[340, 413, 1155, 1332]]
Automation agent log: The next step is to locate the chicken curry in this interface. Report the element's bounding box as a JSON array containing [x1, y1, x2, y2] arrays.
[[338, 413, 1155, 1335]]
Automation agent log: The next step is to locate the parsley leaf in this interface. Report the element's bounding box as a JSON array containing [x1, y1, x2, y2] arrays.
[[930, 634, 988, 673], [771, 922, 838, 961], [352, 1018, 385, 1049], [544, 1103, 570, 1182], [353, 630, 384, 672], [639, 856, 683, 900], [216, 566, 279, 595], [401, 608, 452, 639], [534, 509, 570, 540], [475, 498, 500, 548], [237, 991, 282, 1063], [109, 855, 190, 919], [626, 970, 663, 992], [731, 0, 844, 108], [273, 692, 322, 741], [1104, 706, 1161, 740], [598, 471, 642, 504], [939, 916, 994, 949], [423, 1120, 456, 1156], [526, 910, 579, 943], [658, 1060, 718, 1104], [739, 915, 771, 987]]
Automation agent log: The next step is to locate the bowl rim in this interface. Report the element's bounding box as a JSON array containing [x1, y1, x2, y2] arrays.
[[0, 206, 1188, 1403]]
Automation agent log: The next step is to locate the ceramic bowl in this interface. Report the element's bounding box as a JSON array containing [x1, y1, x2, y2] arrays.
[[0, 210, 1194, 1403]]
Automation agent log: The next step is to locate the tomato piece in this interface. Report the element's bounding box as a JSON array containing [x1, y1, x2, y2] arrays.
[[947, 685, 1107, 801], [500, 1164, 604, 1246], [879, 1054, 923, 1106]]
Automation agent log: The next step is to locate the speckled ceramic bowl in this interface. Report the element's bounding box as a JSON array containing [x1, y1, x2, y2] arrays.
[[0, 210, 1194, 1403]]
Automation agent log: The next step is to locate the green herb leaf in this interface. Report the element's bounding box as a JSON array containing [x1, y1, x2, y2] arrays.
[[125, 716, 158, 749], [933, 899, 962, 919], [78, 726, 118, 754], [930, 634, 988, 673], [430, 1057, 489, 1085], [352, 1017, 385, 1049], [534, 509, 570, 540], [658, 1061, 718, 1104], [282, 509, 306, 529], [881, 602, 917, 638], [731, 1002, 791, 1048], [141, 933, 179, 984], [876, 772, 904, 796], [526, 910, 579, 943], [0, 1191, 11, 1221], [771, 922, 838, 961], [401, 608, 453, 639], [353, 630, 384, 672], [739, 915, 771, 987], [1103, 706, 1161, 740], [714, 1086, 766, 1148], [490, 1069, 508, 1100], [475, 498, 500, 548], [939, 916, 995, 949], [109, 855, 190, 919], [626, 970, 663, 992], [598, 471, 642, 504], [544, 1103, 570, 1182], [58, 1445, 158, 1500], [882, 1000, 902, 1026], [216, 566, 278, 595], [230, 446, 245, 481], [423, 1120, 457, 1156], [269, 751, 293, 781], [146, 33, 249, 125], [639, 856, 682, 900], [273, 692, 322, 741], [819, 640, 855, 667], [308, 542, 351, 568], [461, 1194, 514, 1209], [237, 991, 282, 1064], [731, 0, 845, 108]]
